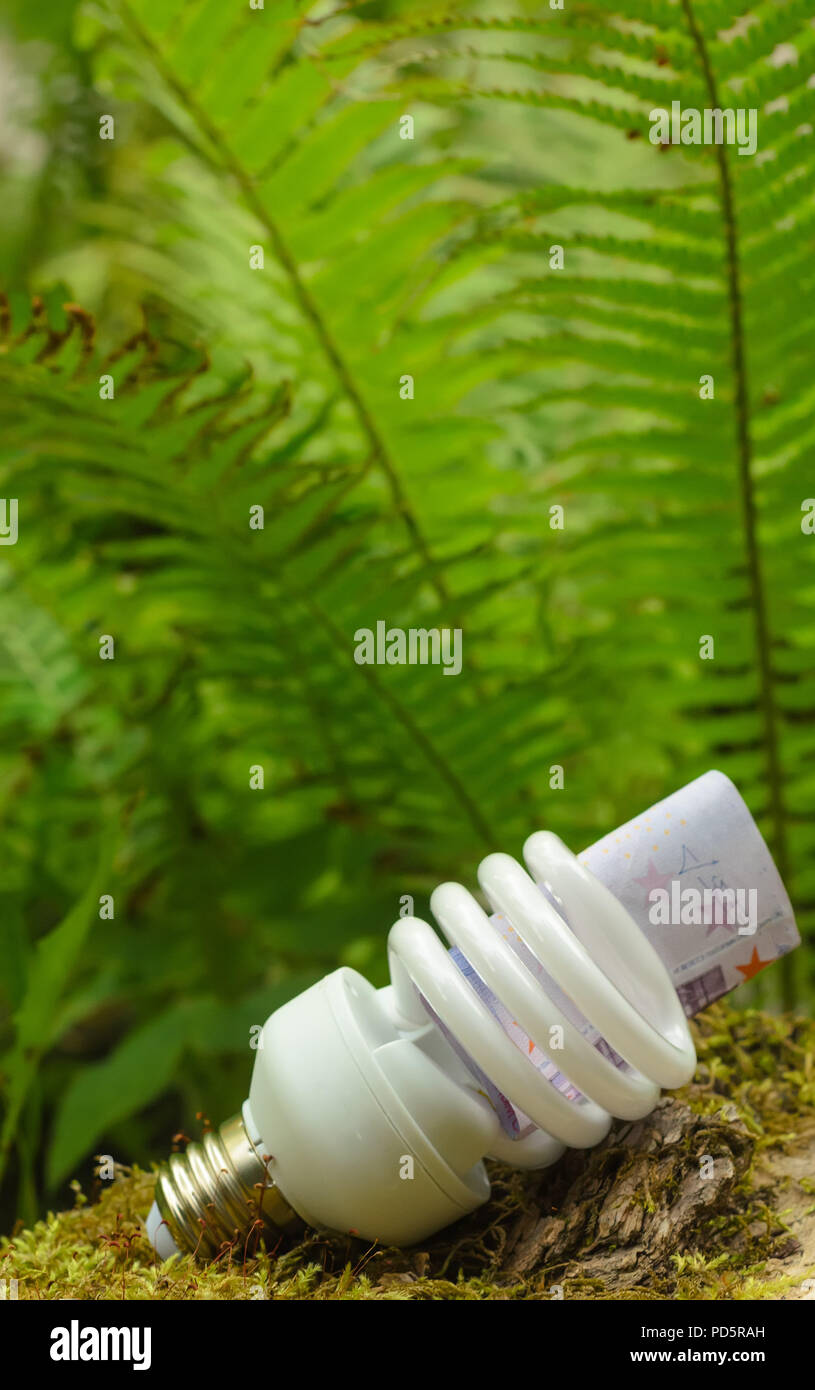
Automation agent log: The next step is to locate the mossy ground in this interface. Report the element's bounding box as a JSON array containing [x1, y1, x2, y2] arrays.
[[3, 1003, 814, 1300]]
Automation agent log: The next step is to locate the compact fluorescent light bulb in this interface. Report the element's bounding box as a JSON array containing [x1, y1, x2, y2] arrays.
[[146, 770, 799, 1258], [147, 828, 703, 1258]]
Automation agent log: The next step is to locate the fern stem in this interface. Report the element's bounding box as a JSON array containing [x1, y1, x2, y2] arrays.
[[115, 0, 514, 831], [680, 0, 795, 1007]]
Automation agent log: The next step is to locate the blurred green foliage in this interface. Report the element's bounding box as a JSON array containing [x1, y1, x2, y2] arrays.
[[0, 0, 813, 1232]]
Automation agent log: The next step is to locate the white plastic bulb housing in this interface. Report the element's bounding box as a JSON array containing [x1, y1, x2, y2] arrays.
[[148, 831, 697, 1257]]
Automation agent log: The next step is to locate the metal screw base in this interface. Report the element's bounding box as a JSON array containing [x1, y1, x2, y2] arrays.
[[153, 1111, 301, 1258]]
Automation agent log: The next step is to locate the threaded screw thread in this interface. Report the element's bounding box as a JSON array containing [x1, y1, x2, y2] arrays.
[[153, 1112, 300, 1258]]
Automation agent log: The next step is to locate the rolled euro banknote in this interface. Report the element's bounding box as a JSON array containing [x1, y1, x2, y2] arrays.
[[444, 770, 800, 1138]]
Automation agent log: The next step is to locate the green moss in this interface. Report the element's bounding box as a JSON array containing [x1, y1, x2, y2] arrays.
[[3, 1003, 814, 1300], [686, 1002, 815, 1134]]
